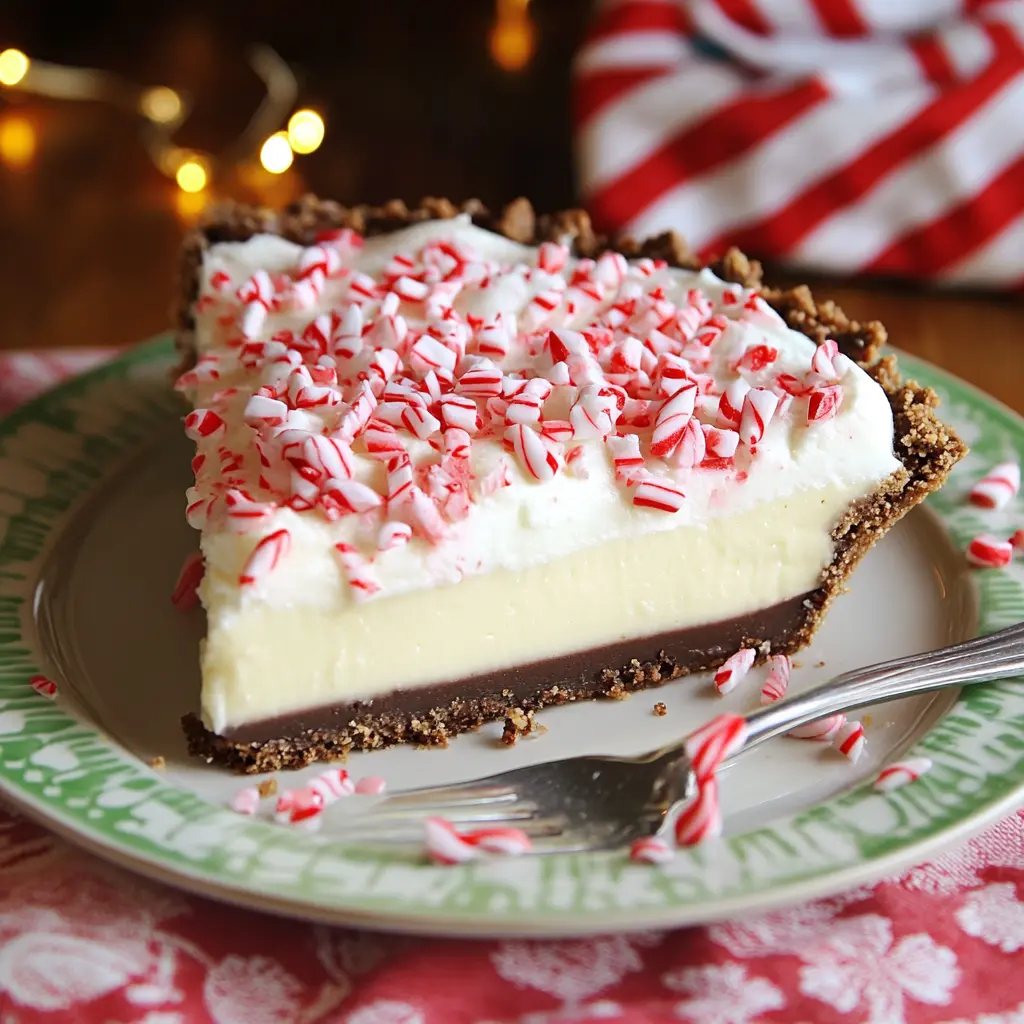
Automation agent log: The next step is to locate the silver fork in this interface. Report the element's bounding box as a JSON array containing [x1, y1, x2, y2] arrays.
[[333, 622, 1024, 852]]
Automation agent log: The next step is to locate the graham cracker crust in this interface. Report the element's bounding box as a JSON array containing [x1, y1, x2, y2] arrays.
[[175, 196, 967, 774]]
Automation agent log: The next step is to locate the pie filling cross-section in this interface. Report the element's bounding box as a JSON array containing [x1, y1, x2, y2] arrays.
[[175, 196, 965, 772]]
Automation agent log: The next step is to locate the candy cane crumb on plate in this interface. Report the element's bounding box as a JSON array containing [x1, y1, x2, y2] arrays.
[[29, 675, 57, 700], [424, 818, 533, 865], [874, 757, 933, 791], [967, 534, 1014, 568]]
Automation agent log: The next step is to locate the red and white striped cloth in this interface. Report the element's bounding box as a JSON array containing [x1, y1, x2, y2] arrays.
[[573, 0, 1024, 287]]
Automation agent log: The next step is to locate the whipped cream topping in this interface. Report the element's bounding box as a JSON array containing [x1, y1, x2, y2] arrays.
[[183, 217, 901, 615], [181, 217, 905, 731]]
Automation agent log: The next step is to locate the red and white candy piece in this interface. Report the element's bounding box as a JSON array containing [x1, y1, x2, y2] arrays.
[[302, 435, 354, 482], [650, 383, 697, 458], [966, 534, 1014, 569], [309, 767, 355, 803], [29, 675, 57, 700], [335, 543, 382, 600], [230, 787, 260, 816], [674, 778, 723, 847], [1010, 529, 1024, 550], [239, 529, 291, 586], [281, 787, 326, 825], [702, 425, 740, 461], [717, 380, 749, 427], [440, 394, 479, 433], [713, 648, 755, 696], [633, 479, 685, 513], [171, 551, 205, 611], [607, 433, 644, 482], [222, 489, 274, 532], [424, 817, 479, 865], [807, 385, 844, 423], [671, 417, 706, 469], [810, 339, 840, 378], [788, 713, 847, 741], [378, 521, 412, 551], [874, 756, 933, 792], [684, 713, 749, 782], [760, 654, 791, 705], [354, 776, 388, 796], [739, 387, 778, 448], [834, 720, 867, 762], [505, 425, 558, 482], [537, 241, 568, 274], [184, 409, 226, 442], [463, 827, 533, 856], [629, 835, 674, 865], [969, 462, 1020, 510]]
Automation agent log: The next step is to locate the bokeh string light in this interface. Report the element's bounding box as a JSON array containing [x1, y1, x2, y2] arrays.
[[489, 0, 536, 73], [0, 45, 326, 194]]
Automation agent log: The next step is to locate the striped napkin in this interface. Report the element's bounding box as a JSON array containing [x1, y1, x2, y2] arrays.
[[573, 0, 1024, 287]]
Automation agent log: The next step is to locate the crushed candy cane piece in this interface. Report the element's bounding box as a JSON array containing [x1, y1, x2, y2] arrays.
[[684, 714, 748, 782], [505, 424, 558, 481], [739, 387, 778, 447], [239, 530, 291, 586], [674, 777, 722, 847], [230, 787, 260, 816], [29, 675, 57, 700], [309, 767, 355, 803], [629, 835, 674, 864], [354, 776, 388, 796], [834, 720, 867, 762], [788, 713, 847, 740], [424, 817, 479, 865], [760, 654, 791, 705], [714, 648, 755, 696], [335, 543, 382, 599], [807, 385, 844, 423], [633, 479, 685, 513], [969, 462, 1020, 510], [966, 534, 1013, 568], [462, 827, 533, 856], [171, 551, 205, 610], [874, 756, 933, 791]]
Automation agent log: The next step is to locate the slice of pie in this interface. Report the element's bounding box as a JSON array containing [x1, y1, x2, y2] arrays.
[[175, 195, 965, 772]]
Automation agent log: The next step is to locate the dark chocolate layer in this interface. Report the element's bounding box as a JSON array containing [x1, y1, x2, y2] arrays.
[[183, 591, 822, 773]]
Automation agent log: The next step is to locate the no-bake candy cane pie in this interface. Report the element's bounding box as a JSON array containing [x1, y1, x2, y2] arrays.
[[174, 196, 965, 773]]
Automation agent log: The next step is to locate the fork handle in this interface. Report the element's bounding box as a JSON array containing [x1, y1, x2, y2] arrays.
[[740, 620, 1024, 752]]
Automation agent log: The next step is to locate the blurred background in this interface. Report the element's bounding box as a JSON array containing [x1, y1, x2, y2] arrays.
[[0, 0, 1019, 411], [0, 1, 588, 353]]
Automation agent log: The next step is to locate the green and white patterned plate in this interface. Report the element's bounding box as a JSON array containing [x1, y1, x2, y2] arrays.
[[0, 336, 1021, 937]]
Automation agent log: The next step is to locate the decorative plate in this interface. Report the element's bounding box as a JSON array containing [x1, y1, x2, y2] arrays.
[[0, 337, 1021, 937]]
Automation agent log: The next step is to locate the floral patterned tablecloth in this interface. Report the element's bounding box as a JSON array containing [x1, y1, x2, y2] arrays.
[[0, 350, 1022, 1024]]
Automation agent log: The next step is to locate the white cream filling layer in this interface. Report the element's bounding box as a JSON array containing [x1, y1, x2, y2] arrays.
[[202, 487, 850, 733], [186, 218, 904, 733]]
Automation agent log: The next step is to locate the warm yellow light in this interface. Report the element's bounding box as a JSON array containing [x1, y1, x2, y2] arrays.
[[175, 157, 208, 194], [287, 109, 325, 155], [140, 86, 182, 124], [489, 2, 536, 73], [260, 131, 293, 174], [0, 49, 29, 87], [0, 115, 36, 169], [175, 187, 208, 222]]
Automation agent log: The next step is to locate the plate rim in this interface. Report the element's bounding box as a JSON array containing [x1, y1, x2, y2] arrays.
[[0, 334, 1022, 937]]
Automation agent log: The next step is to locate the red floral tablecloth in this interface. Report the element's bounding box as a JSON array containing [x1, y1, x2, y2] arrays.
[[0, 350, 1022, 1024]]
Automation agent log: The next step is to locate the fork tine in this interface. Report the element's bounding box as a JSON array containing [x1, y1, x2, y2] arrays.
[[339, 814, 567, 844], [367, 801, 539, 824], [379, 783, 518, 808]]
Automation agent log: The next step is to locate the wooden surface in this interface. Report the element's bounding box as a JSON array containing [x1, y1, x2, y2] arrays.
[[0, 0, 1020, 413]]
